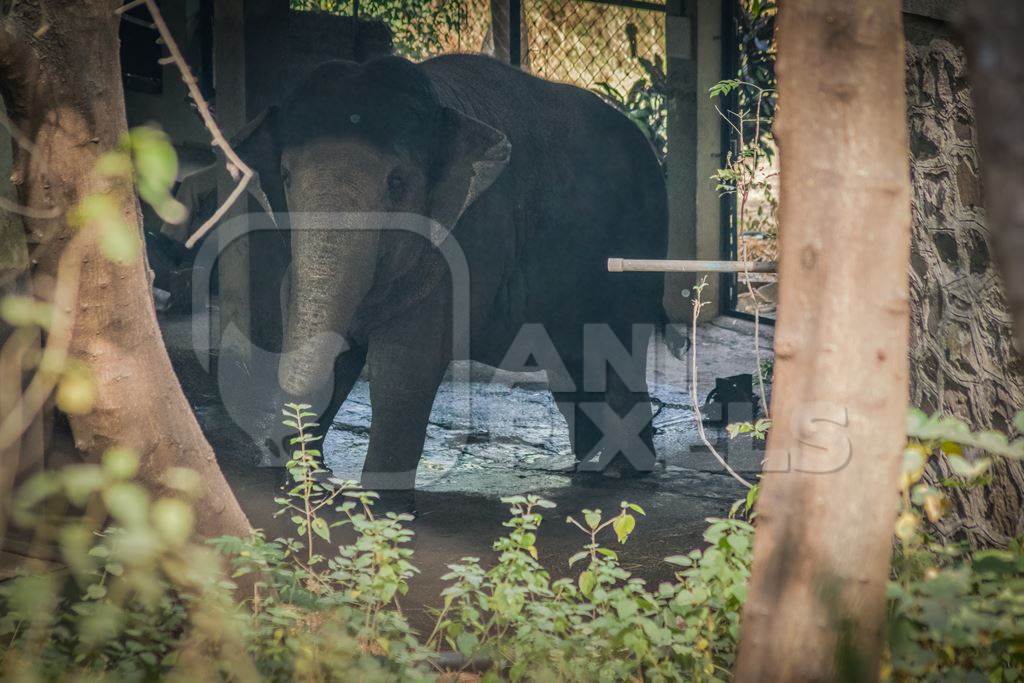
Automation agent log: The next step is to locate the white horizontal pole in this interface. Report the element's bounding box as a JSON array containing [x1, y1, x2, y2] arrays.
[[607, 258, 778, 273]]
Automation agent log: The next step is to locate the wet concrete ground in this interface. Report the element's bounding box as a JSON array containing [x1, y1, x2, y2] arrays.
[[161, 313, 771, 630]]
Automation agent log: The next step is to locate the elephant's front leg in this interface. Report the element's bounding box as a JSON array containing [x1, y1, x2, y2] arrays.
[[362, 296, 450, 490]]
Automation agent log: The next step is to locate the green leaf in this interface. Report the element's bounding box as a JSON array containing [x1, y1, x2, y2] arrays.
[[972, 550, 1019, 575], [152, 498, 195, 545], [568, 551, 589, 567], [613, 513, 636, 544], [624, 502, 646, 516], [455, 632, 478, 656], [584, 509, 602, 530], [56, 366, 96, 415], [60, 465, 106, 506], [946, 454, 991, 480], [578, 570, 596, 597], [102, 447, 139, 480], [100, 219, 140, 263], [311, 517, 331, 543], [102, 482, 149, 527]]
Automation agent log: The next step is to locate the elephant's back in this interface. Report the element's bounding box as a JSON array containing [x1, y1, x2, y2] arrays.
[[421, 54, 667, 326]]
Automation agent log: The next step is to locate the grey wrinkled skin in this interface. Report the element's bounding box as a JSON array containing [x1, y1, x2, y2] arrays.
[[235, 54, 668, 489]]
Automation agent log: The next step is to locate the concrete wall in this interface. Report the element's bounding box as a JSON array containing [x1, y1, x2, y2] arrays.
[[664, 0, 724, 323]]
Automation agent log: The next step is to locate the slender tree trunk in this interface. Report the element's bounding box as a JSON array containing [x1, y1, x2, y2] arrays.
[[0, 0, 250, 538], [734, 2, 911, 681], [958, 2, 1024, 354]]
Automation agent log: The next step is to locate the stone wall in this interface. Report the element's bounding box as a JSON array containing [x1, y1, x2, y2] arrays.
[[905, 15, 1024, 545]]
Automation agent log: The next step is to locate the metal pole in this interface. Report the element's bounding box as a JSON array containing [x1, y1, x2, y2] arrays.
[[509, 0, 521, 67], [607, 258, 778, 273]]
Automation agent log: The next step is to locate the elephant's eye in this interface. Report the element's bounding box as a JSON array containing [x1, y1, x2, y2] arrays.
[[386, 169, 406, 200], [281, 165, 292, 188]]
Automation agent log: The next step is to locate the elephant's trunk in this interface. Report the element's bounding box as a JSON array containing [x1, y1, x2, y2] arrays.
[[278, 219, 379, 396]]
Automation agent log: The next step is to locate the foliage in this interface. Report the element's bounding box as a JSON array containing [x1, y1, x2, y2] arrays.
[[887, 411, 1024, 679], [593, 24, 668, 167], [732, 0, 776, 148], [4, 399, 1024, 681], [432, 498, 752, 681], [0, 405, 754, 681], [290, 0, 468, 60], [725, 418, 771, 441], [710, 78, 777, 259], [0, 125, 184, 424]]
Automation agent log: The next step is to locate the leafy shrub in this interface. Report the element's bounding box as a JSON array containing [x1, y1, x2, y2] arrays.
[[0, 405, 751, 681], [2, 406, 1023, 681]]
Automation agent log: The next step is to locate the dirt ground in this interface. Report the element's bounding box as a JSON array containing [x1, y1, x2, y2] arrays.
[[161, 313, 771, 631]]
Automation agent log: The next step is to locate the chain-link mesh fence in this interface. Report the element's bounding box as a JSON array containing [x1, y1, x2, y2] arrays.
[[524, 1, 664, 94], [292, 0, 665, 92]]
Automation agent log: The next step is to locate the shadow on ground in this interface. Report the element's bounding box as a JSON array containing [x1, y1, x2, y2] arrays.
[[162, 313, 770, 631]]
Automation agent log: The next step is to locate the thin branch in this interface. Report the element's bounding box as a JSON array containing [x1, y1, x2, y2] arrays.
[[739, 90, 770, 420], [0, 195, 60, 219], [689, 278, 753, 490], [126, 0, 255, 250], [114, 0, 147, 14]]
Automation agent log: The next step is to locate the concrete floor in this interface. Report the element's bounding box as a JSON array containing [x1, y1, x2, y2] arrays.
[[162, 313, 771, 630]]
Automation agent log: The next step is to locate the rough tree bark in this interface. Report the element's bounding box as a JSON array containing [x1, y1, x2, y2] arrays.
[[0, 0, 250, 538], [735, 2, 911, 681], [958, 3, 1024, 354], [903, 13, 1024, 548]]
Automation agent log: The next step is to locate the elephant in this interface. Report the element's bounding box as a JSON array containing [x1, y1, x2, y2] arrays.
[[235, 54, 668, 489]]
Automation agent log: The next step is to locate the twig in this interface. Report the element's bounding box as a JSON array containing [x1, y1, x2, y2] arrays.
[[715, 80, 773, 419], [740, 89, 770, 419], [127, 0, 256, 249], [0, 235, 83, 452], [689, 277, 753, 490], [0, 195, 60, 219]]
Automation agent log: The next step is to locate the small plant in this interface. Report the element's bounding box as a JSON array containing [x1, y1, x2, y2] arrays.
[[726, 418, 771, 441], [883, 410, 1024, 679]]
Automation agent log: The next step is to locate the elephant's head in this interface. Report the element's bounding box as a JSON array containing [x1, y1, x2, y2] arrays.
[[236, 56, 510, 397]]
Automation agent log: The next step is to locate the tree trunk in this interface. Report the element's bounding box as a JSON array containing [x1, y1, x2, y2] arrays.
[[903, 14, 1024, 548], [0, 1, 250, 539], [734, 2, 911, 681], [958, 2, 1024, 355]]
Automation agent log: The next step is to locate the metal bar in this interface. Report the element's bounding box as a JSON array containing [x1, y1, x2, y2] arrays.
[[509, 0, 522, 68], [607, 258, 778, 273], [582, 0, 669, 13], [719, 0, 740, 315]]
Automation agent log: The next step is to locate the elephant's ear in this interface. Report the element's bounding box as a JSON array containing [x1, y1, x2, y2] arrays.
[[428, 107, 511, 244], [224, 106, 285, 217]]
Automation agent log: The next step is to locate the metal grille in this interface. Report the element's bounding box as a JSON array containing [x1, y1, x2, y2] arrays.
[[525, 1, 665, 94]]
